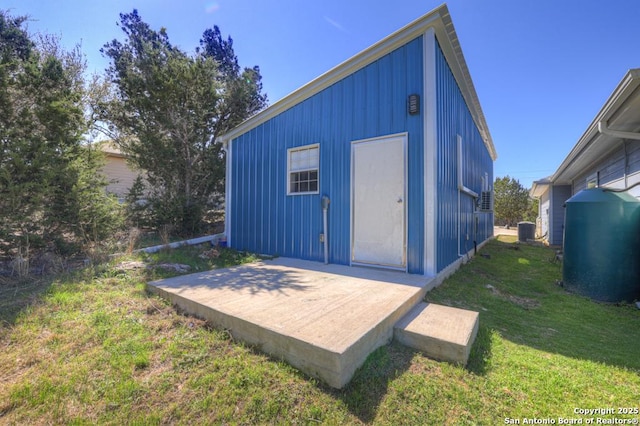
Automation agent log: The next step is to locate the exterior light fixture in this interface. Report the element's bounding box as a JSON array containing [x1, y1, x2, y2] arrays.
[[408, 94, 420, 115]]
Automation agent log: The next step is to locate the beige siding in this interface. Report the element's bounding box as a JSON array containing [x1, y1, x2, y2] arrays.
[[539, 189, 550, 241], [102, 155, 141, 199]]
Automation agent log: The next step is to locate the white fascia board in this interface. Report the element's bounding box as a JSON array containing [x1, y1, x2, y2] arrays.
[[529, 179, 551, 198], [551, 69, 640, 184], [424, 27, 437, 277], [219, 4, 495, 162], [220, 8, 442, 143], [434, 10, 496, 161]]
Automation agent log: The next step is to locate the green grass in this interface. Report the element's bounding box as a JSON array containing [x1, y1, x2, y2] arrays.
[[1, 237, 639, 424]]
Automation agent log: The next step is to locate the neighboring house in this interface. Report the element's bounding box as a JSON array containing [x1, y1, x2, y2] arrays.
[[530, 177, 571, 245], [218, 4, 496, 279], [98, 142, 142, 201], [531, 69, 640, 246]]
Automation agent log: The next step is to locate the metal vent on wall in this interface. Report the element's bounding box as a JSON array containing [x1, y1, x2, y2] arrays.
[[479, 191, 493, 212]]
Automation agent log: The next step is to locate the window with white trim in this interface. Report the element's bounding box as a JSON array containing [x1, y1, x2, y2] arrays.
[[288, 144, 319, 195]]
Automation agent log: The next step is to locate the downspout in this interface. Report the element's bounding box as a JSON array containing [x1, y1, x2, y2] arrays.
[[321, 195, 330, 264], [457, 188, 461, 257], [597, 121, 640, 192]]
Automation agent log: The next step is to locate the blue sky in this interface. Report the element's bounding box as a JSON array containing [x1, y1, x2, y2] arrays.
[[4, 0, 639, 188]]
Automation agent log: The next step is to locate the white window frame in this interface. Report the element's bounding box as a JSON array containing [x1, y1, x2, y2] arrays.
[[586, 172, 599, 188], [287, 144, 320, 195]]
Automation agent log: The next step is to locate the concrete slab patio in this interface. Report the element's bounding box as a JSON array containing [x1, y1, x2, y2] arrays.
[[148, 256, 482, 388], [148, 257, 433, 388]]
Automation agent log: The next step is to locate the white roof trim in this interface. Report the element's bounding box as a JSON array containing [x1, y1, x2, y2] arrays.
[[529, 177, 552, 198], [96, 141, 125, 157], [551, 68, 640, 184], [219, 4, 496, 160]]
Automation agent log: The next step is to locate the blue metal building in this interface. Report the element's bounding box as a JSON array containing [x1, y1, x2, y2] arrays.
[[219, 4, 497, 278]]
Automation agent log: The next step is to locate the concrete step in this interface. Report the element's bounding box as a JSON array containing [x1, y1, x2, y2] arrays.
[[394, 302, 479, 365]]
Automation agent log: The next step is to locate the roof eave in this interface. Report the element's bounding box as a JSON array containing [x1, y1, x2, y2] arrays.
[[219, 4, 496, 160], [551, 68, 640, 184], [529, 178, 551, 198]]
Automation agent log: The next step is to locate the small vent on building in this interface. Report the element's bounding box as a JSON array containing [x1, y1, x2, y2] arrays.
[[479, 191, 493, 212]]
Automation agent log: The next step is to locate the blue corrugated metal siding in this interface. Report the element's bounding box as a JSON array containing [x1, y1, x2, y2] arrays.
[[435, 40, 494, 272], [230, 37, 424, 273]]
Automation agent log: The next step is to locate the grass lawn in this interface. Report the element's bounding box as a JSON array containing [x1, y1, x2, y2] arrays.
[[1, 237, 639, 424]]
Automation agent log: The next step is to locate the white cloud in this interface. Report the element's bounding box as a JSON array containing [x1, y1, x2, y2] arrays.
[[323, 16, 347, 33]]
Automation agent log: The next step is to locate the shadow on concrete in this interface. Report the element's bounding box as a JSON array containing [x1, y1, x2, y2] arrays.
[[151, 256, 428, 297], [157, 265, 312, 297], [270, 258, 427, 288]]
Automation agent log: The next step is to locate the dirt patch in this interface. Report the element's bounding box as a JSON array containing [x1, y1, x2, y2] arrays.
[[114, 260, 191, 274], [0, 252, 88, 278], [504, 294, 541, 310], [485, 284, 541, 310]]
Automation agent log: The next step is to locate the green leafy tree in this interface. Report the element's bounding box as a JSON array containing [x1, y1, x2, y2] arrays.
[[0, 11, 122, 256], [100, 10, 267, 235], [524, 196, 539, 223], [493, 176, 531, 227], [199, 26, 267, 134]]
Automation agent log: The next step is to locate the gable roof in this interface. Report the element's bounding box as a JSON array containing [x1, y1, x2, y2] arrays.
[[219, 4, 496, 160], [97, 140, 125, 158], [529, 176, 552, 198]]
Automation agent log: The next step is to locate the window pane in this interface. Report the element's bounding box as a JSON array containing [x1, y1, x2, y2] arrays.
[[293, 150, 306, 171], [290, 149, 304, 171], [288, 146, 319, 194], [300, 149, 309, 167], [308, 148, 319, 168], [290, 146, 318, 172]]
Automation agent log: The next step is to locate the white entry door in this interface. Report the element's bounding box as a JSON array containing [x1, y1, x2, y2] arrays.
[[351, 134, 407, 269]]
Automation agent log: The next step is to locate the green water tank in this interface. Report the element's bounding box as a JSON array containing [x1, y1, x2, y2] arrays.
[[563, 188, 640, 302]]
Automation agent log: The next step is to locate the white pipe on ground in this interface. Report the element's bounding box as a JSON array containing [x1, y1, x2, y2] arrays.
[[136, 233, 225, 254]]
